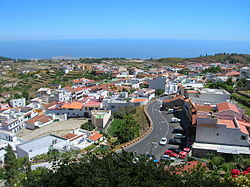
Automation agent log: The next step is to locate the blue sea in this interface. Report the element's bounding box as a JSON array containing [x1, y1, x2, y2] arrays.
[[0, 39, 249, 59]]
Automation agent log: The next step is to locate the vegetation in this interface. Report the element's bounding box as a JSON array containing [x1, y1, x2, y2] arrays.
[[109, 106, 140, 144], [202, 66, 222, 74], [33, 149, 81, 162], [155, 89, 165, 96], [2, 151, 250, 187], [108, 119, 124, 136], [178, 69, 189, 75], [206, 78, 234, 92], [0, 56, 12, 61], [80, 121, 95, 131], [84, 70, 113, 81]]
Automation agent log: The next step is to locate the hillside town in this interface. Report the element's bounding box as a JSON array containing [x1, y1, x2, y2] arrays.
[[0, 55, 250, 175]]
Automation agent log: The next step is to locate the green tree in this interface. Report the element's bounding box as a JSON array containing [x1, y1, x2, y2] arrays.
[[4, 144, 18, 186], [155, 89, 164, 96], [81, 122, 95, 131]]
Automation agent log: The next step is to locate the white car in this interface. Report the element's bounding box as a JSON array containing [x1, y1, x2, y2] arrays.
[[170, 157, 176, 161], [174, 133, 185, 139], [168, 108, 174, 113], [159, 137, 168, 145], [171, 117, 181, 123]]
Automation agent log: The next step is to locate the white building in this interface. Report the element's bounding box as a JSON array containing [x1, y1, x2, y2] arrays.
[[239, 67, 250, 79], [16, 134, 70, 159], [192, 116, 250, 157], [187, 88, 230, 105], [0, 108, 37, 133], [137, 88, 155, 100], [9, 98, 26, 108]]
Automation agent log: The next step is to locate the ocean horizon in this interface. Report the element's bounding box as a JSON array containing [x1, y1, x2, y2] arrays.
[[0, 38, 249, 59]]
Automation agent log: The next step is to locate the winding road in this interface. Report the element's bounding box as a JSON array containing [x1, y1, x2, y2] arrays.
[[126, 98, 180, 159]]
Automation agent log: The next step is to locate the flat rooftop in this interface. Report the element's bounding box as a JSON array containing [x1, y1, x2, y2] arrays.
[[17, 134, 67, 152]]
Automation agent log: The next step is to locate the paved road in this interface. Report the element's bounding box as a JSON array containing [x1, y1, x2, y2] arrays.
[[126, 98, 181, 159]]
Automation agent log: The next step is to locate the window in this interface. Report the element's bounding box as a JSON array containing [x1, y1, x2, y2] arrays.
[[240, 135, 246, 140]]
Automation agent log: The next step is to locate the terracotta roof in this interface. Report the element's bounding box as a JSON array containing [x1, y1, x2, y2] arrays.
[[239, 124, 249, 135], [225, 71, 240, 76], [163, 95, 184, 103], [217, 119, 236, 129], [62, 133, 77, 139], [131, 98, 148, 103], [88, 131, 103, 141], [26, 114, 52, 125], [196, 104, 213, 112], [186, 90, 199, 94], [170, 161, 207, 174], [217, 102, 240, 114], [84, 101, 101, 107], [43, 101, 58, 109], [61, 102, 83, 110]]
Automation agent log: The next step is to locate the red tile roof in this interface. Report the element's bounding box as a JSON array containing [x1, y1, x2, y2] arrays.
[[217, 119, 236, 129], [196, 104, 213, 112], [217, 102, 240, 114], [61, 102, 83, 110], [26, 114, 52, 125], [163, 95, 184, 103], [88, 131, 103, 141]]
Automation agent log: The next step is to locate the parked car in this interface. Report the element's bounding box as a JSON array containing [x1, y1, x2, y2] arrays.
[[172, 128, 184, 134], [168, 147, 181, 153], [161, 155, 170, 160], [168, 138, 182, 145], [179, 154, 187, 159], [167, 108, 174, 113], [179, 151, 188, 156], [169, 152, 179, 158], [174, 133, 186, 139], [171, 117, 181, 123], [183, 148, 191, 152], [169, 157, 176, 161], [164, 150, 173, 155], [146, 154, 155, 160], [159, 137, 168, 145]]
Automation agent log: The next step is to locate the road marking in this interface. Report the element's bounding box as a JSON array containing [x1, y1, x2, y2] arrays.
[[146, 142, 150, 146]]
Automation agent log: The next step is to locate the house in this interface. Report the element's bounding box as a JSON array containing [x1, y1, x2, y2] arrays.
[[16, 134, 70, 159], [0, 103, 9, 110], [87, 131, 103, 143], [186, 88, 230, 105], [61, 133, 86, 149], [9, 98, 26, 108], [136, 88, 155, 100], [36, 88, 51, 98], [216, 102, 243, 120], [192, 116, 250, 157], [0, 108, 37, 133], [162, 95, 185, 108], [49, 89, 71, 102], [64, 86, 86, 100], [148, 76, 166, 90], [239, 67, 250, 79], [91, 110, 111, 129], [45, 100, 102, 118], [25, 114, 53, 129]]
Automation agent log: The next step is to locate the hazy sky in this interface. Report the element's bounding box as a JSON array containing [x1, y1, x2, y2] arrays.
[[1, 0, 250, 41]]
